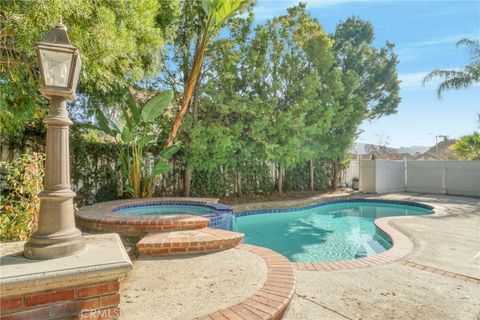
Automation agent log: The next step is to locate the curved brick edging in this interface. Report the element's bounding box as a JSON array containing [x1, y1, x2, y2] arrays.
[[235, 199, 436, 272], [196, 244, 296, 320], [76, 198, 234, 237]]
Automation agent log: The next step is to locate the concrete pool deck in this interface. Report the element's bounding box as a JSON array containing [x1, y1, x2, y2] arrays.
[[285, 192, 480, 320], [119, 244, 296, 320], [119, 192, 479, 319], [120, 249, 268, 320]]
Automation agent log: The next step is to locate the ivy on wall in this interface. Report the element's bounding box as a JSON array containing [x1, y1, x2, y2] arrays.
[[70, 132, 122, 203], [0, 153, 45, 241]]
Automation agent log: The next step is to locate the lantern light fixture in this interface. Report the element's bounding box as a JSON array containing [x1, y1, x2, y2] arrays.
[[36, 20, 81, 99]]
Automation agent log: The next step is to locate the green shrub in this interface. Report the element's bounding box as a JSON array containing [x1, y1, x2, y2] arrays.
[[0, 153, 45, 241]]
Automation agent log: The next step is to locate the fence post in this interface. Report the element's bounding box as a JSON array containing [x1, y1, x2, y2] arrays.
[[442, 161, 447, 195], [359, 158, 362, 191]]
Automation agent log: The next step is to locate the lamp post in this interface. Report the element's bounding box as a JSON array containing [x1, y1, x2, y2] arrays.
[[24, 21, 85, 259]]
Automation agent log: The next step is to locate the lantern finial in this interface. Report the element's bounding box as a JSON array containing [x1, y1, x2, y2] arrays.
[[55, 17, 67, 31]]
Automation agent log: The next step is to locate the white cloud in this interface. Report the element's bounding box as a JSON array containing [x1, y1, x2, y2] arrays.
[[399, 69, 479, 93], [408, 33, 477, 47], [396, 33, 478, 62], [399, 71, 440, 91], [399, 71, 428, 87], [411, 8, 461, 19]]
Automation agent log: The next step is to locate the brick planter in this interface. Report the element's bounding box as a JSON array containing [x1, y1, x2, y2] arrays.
[[1, 281, 121, 320], [0, 234, 132, 320]]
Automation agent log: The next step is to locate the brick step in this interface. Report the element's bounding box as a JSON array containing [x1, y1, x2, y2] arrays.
[[137, 228, 244, 255]]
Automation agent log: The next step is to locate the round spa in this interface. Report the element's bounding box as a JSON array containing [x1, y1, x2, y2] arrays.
[[75, 198, 234, 237]]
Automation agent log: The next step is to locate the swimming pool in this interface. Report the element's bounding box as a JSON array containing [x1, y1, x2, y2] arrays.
[[235, 200, 432, 263]]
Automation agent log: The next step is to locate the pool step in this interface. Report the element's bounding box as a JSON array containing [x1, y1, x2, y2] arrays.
[[137, 227, 244, 255]]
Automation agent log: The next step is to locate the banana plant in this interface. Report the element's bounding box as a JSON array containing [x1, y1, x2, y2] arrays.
[[95, 90, 179, 198], [165, 0, 245, 147]]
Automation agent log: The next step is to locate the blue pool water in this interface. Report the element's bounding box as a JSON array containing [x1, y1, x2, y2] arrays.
[[116, 204, 215, 215], [236, 201, 431, 262]]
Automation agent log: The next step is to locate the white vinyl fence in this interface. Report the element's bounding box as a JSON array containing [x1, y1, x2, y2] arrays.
[[406, 161, 480, 197], [359, 160, 405, 193], [359, 160, 480, 197], [342, 159, 360, 187]]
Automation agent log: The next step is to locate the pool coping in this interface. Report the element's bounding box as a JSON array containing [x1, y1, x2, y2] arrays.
[[196, 243, 296, 320], [234, 199, 438, 272], [75, 197, 234, 236]]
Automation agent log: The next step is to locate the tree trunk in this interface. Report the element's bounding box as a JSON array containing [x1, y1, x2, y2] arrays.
[[165, 16, 211, 148], [309, 158, 315, 191], [277, 163, 283, 194], [236, 170, 242, 197], [182, 167, 192, 197], [182, 62, 202, 198], [331, 162, 339, 190]]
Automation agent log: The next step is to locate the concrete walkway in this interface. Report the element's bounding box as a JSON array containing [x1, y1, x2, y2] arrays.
[[285, 193, 480, 320]]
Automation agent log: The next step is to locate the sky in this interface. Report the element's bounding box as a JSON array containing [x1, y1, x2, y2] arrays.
[[253, 0, 480, 148]]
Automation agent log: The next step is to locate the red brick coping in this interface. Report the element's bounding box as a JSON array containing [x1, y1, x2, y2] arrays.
[[292, 215, 415, 271], [196, 244, 296, 320], [76, 198, 216, 237], [137, 228, 244, 255]]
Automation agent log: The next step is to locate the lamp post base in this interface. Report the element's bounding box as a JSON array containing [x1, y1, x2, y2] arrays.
[[24, 230, 86, 260]]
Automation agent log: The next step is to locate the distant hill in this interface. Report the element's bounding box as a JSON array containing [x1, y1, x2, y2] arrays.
[[353, 140, 460, 160], [352, 143, 398, 155], [398, 145, 430, 155], [353, 143, 431, 156]]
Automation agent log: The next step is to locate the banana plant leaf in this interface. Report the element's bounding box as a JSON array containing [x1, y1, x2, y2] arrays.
[[159, 144, 180, 159], [141, 91, 174, 122], [152, 159, 171, 176], [202, 0, 244, 28]]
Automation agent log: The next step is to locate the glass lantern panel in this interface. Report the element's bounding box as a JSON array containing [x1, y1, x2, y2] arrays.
[[39, 49, 73, 87]]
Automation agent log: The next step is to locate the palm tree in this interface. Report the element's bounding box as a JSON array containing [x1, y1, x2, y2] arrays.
[[450, 132, 480, 160], [423, 38, 480, 98]]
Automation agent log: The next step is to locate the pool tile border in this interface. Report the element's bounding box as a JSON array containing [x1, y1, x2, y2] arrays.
[[234, 198, 433, 217], [196, 244, 296, 320]]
